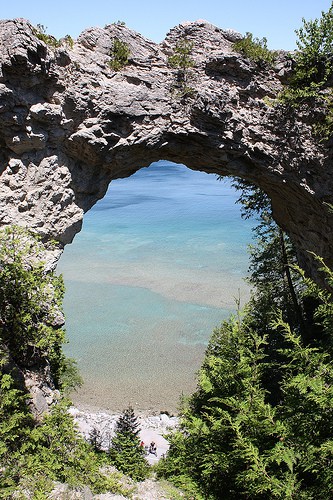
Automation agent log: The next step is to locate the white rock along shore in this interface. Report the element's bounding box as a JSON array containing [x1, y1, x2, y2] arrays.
[[69, 407, 179, 464]]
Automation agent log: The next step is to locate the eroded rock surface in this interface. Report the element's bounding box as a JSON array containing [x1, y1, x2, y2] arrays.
[[0, 18, 332, 283]]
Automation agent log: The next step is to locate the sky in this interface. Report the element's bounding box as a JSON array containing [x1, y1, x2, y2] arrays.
[[1, 0, 332, 50]]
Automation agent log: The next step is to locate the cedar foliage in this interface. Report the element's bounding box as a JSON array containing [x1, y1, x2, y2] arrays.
[[279, 3, 333, 139], [156, 181, 333, 498], [0, 226, 65, 379], [286, 3, 333, 98], [0, 225, 82, 391], [0, 386, 127, 497]]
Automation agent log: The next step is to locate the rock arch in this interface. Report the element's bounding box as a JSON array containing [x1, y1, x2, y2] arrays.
[[0, 18, 332, 284]]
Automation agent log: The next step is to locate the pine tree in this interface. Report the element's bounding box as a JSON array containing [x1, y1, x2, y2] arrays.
[[109, 38, 130, 71], [114, 406, 140, 437], [110, 406, 149, 480], [291, 4, 333, 91], [89, 426, 103, 452]]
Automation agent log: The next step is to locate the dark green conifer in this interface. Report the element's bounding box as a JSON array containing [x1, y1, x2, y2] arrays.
[[110, 406, 149, 480], [114, 406, 140, 437]]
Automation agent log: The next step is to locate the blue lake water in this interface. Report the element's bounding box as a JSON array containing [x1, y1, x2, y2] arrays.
[[57, 161, 254, 414]]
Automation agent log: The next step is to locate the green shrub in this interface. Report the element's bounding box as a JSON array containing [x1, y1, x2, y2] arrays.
[[0, 391, 128, 497], [64, 34, 74, 49], [109, 38, 130, 71], [0, 225, 129, 497], [278, 5, 333, 140], [290, 4, 333, 93], [0, 225, 83, 393], [0, 227, 64, 371], [158, 285, 333, 498], [157, 181, 333, 498], [233, 32, 277, 66], [33, 24, 61, 48]]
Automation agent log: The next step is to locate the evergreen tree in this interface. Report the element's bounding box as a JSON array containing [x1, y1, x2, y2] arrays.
[[114, 406, 140, 437], [231, 179, 305, 404], [89, 426, 103, 452], [157, 268, 333, 498], [233, 32, 277, 66], [109, 38, 130, 71], [290, 3, 333, 92], [110, 406, 149, 481], [232, 178, 302, 328], [0, 226, 126, 497], [156, 170, 333, 498]]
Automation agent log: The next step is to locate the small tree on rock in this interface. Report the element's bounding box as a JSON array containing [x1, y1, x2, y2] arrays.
[[168, 37, 195, 97], [0, 226, 67, 383], [109, 38, 130, 71]]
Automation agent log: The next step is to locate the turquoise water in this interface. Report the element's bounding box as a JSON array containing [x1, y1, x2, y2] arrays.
[[57, 161, 254, 413]]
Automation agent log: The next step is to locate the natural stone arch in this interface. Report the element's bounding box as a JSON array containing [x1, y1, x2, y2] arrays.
[[0, 18, 332, 285]]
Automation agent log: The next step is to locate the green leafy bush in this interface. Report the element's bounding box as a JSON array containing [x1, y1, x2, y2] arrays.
[[33, 24, 61, 48], [233, 32, 277, 66], [158, 283, 333, 498], [109, 38, 130, 71], [0, 226, 129, 497], [63, 34, 74, 49], [279, 4, 333, 139], [290, 4, 333, 94], [0, 227, 63, 368], [0, 225, 81, 390]]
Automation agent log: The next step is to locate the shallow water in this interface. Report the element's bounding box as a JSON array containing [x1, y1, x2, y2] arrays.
[[57, 161, 254, 414]]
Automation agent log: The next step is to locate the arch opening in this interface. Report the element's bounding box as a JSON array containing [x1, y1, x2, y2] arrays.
[[58, 160, 254, 414]]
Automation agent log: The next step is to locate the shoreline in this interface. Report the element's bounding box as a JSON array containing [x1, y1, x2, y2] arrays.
[[70, 384, 183, 419], [69, 397, 179, 419], [69, 405, 179, 463]]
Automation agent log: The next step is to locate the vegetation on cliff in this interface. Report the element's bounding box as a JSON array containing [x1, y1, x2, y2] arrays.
[[155, 184, 333, 499], [286, 2, 333, 140], [234, 3, 333, 140], [0, 225, 74, 389], [109, 37, 131, 71], [110, 406, 150, 480], [33, 24, 74, 49], [283, 3, 333, 102], [0, 227, 131, 497], [168, 37, 196, 97], [233, 33, 277, 66]]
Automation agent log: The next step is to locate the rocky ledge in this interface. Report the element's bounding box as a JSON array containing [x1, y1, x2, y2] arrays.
[[0, 18, 332, 285]]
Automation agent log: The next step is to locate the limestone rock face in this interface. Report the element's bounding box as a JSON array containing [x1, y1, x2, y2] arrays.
[[0, 18, 332, 284]]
